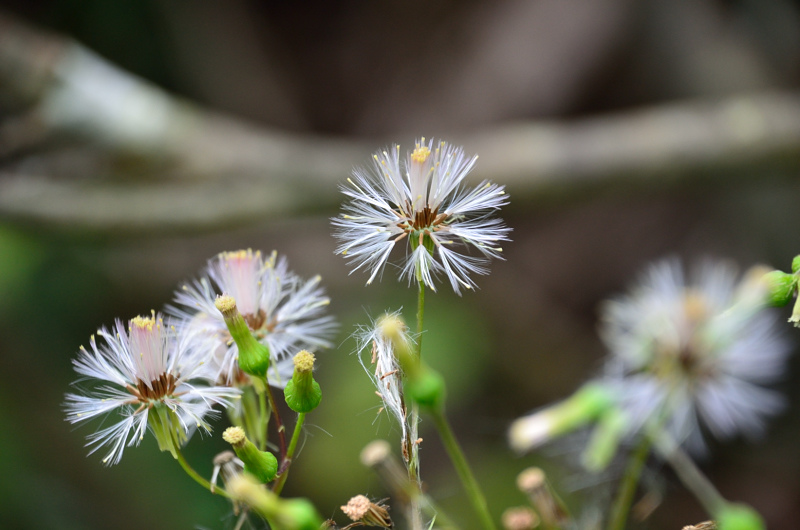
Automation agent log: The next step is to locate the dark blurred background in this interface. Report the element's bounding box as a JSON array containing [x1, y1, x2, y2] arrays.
[[1, 1, 800, 529]]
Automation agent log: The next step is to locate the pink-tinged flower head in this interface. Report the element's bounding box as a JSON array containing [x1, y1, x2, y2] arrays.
[[333, 138, 511, 294], [169, 250, 336, 388], [65, 312, 239, 465]]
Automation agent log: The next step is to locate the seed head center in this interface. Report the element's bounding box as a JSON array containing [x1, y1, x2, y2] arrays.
[[129, 372, 178, 402]]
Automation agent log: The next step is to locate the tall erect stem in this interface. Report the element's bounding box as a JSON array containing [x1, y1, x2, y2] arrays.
[[416, 283, 426, 359], [405, 282, 426, 530], [430, 409, 497, 530], [607, 436, 651, 530], [263, 381, 287, 461], [272, 412, 306, 495], [651, 431, 727, 515], [409, 282, 426, 480]]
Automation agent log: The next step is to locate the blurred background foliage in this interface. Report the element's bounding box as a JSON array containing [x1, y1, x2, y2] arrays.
[[1, 1, 800, 529]]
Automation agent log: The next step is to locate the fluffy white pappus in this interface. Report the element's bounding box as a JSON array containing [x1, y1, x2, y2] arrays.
[[354, 312, 416, 446], [64, 312, 240, 465], [332, 138, 511, 295], [599, 258, 791, 452], [168, 249, 336, 388]]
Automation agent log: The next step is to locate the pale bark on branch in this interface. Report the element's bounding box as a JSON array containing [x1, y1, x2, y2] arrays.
[[1, 11, 800, 233]]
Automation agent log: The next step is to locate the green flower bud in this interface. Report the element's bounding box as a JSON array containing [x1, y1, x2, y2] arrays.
[[215, 295, 270, 377], [792, 255, 800, 274], [509, 383, 614, 453], [223, 426, 278, 483], [227, 474, 323, 530], [278, 498, 324, 530], [405, 364, 446, 410], [384, 317, 446, 411], [762, 270, 797, 307], [284, 350, 322, 413], [716, 503, 765, 530], [581, 407, 627, 472]]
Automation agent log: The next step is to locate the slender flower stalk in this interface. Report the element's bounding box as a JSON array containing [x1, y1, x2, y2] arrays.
[[333, 138, 511, 294], [606, 437, 651, 530], [65, 312, 239, 465], [430, 409, 497, 530], [272, 412, 305, 495], [175, 445, 231, 498]]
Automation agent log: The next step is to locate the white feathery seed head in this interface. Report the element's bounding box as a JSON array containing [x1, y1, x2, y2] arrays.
[[168, 249, 336, 388], [64, 312, 240, 465], [332, 138, 511, 294], [356, 312, 414, 447], [599, 258, 790, 451]]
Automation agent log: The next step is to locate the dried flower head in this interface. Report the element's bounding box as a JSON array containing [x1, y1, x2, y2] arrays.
[[170, 249, 336, 387], [356, 312, 415, 460], [600, 259, 790, 450], [340, 495, 393, 528], [210, 450, 244, 505], [502, 507, 539, 530], [333, 138, 510, 294], [65, 312, 239, 465], [211, 450, 244, 488]]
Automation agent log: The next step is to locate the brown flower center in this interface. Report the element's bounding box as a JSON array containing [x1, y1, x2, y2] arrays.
[[242, 309, 278, 334], [128, 372, 178, 402], [397, 203, 449, 233]]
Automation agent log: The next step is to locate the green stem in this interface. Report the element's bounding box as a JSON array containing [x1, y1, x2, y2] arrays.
[[174, 446, 230, 499], [406, 282, 426, 530], [263, 380, 287, 460], [416, 282, 426, 359], [430, 408, 497, 530], [272, 412, 306, 495], [258, 388, 269, 451], [651, 432, 727, 515], [607, 435, 651, 530], [419, 495, 459, 529]]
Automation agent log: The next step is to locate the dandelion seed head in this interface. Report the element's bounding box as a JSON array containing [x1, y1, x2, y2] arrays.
[[600, 258, 791, 451], [168, 250, 336, 388], [355, 311, 413, 446], [64, 312, 239, 465], [332, 138, 511, 294]]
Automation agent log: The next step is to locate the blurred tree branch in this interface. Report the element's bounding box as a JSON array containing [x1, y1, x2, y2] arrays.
[[1, 11, 800, 234]]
